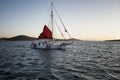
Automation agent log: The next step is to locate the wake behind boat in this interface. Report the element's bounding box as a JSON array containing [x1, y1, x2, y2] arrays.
[[31, 2, 71, 50]]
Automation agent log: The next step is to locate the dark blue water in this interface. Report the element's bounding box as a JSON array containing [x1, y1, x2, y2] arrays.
[[0, 41, 120, 80]]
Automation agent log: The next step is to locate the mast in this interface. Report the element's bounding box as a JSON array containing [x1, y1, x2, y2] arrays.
[[51, 2, 54, 41]]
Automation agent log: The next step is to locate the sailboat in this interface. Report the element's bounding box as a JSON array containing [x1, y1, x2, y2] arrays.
[[31, 2, 71, 50]]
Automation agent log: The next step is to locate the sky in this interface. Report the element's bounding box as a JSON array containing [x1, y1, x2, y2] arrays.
[[0, 0, 120, 41]]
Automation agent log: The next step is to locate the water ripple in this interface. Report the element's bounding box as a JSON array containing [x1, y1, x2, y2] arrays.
[[0, 41, 120, 80]]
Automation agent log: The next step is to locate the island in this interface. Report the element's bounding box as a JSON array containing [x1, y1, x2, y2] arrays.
[[0, 35, 37, 41], [0, 35, 81, 41], [105, 39, 120, 42]]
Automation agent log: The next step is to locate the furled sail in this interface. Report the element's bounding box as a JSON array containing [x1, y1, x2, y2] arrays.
[[38, 25, 52, 39]]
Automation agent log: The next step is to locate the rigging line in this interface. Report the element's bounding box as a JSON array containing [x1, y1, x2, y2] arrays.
[[54, 19, 65, 39], [51, 2, 54, 42], [53, 4, 71, 38]]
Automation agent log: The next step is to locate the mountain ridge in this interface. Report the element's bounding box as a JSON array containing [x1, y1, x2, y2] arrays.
[[0, 35, 37, 41], [0, 35, 80, 41]]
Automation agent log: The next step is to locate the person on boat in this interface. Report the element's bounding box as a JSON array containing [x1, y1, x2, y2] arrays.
[[44, 41, 47, 45], [31, 43, 36, 48], [39, 42, 41, 45], [41, 42, 44, 45], [44, 41, 51, 48], [44, 41, 47, 47]]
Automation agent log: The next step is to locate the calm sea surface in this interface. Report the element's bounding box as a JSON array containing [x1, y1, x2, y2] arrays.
[[0, 41, 120, 80]]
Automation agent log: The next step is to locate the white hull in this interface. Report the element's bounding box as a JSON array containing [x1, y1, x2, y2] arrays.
[[31, 41, 69, 50]]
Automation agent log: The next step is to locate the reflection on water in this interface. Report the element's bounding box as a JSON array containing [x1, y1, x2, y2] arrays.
[[0, 41, 120, 80]]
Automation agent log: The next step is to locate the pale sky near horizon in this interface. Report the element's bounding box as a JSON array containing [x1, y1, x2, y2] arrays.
[[0, 0, 120, 41]]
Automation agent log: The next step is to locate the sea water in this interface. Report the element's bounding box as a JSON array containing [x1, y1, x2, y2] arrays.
[[0, 41, 120, 80]]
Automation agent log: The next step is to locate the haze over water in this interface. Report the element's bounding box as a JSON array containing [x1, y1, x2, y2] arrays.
[[0, 41, 120, 80]]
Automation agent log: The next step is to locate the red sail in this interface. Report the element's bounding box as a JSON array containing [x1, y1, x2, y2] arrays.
[[38, 25, 52, 39]]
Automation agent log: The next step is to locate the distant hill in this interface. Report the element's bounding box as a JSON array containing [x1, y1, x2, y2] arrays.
[[55, 38, 81, 41], [0, 35, 38, 41], [0, 37, 7, 41], [0, 35, 81, 41], [105, 39, 120, 42], [69, 38, 81, 41]]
